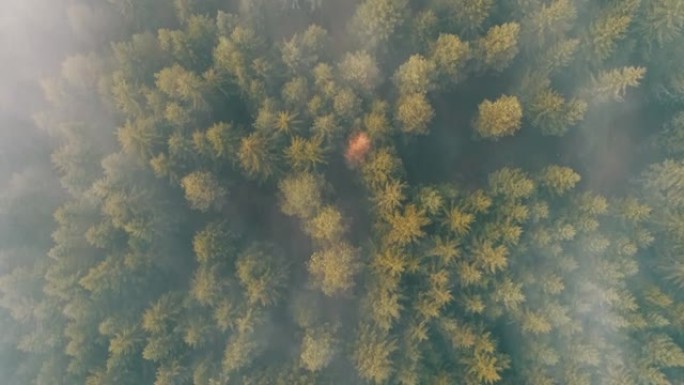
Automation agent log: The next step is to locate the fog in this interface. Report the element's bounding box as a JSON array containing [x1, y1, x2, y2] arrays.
[[1, 0, 683, 384]]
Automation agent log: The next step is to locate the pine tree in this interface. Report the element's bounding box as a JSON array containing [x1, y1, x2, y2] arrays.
[[474, 95, 523, 140], [538, 165, 581, 195], [308, 241, 361, 296], [372, 179, 407, 216], [446, 207, 475, 236], [362, 147, 403, 189], [338, 51, 382, 94], [586, 9, 633, 63], [396, 93, 435, 135], [191, 264, 224, 306], [434, 0, 494, 34], [282, 77, 310, 109], [236, 244, 288, 307], [192, 220, 238, 263], [349, 0, 409, 50], [284, 136, 326, 171], [393, 55, 437, 94], [117, 117, 162, 161], [638, 0, 684, 46], [278, 172, 323, 219], [528, 87, 587, 136], [299, 326, 337, 372], [489, 168, 535, 199], [588, 66, 646, 102], [305, 205, 346, 243], [333, 87, 361, 122], [431, 33, 471, 83], [180, 171, 227, 212], [386, 204, 430, 246], [522, 0, 576, 48], [155, 64, 208, 111], [352, 325, 397, 384], [364, 100, 392, 139], [477, 23, 520, 72], [538, 38, 580, 74], [281, 24, 329, 74], [238, 132, 278, 180]]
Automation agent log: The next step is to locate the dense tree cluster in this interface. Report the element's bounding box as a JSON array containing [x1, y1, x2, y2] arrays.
[[2, 0, 684, 384]]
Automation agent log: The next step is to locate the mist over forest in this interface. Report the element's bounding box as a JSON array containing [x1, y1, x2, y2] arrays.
[[2, 0, 684, 384]]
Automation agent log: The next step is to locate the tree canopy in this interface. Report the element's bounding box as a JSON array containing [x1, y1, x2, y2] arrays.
[[3, 1, 684, 385]]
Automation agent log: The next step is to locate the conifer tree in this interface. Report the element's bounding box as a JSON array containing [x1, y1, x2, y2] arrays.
[[638, 0, 684, 46], [477, 23, 520, 72], [588, 66, 646, 102], [339, 51, 382, 94], [396, 93, 435, 135], [180, 171, 226, 212], [308, 241, 361, 296], [434, 0, 494, 34], [431, 33, 470, 83], [352, 325, 397, 384], [278, 172, 323, 220], [238, 132, 278, 180], [393, 55, 437, 94], [350, 0, 409, 50], [299, 326, 337, 372], [474, 95, 523, 140], [538, 165, 581, 195]]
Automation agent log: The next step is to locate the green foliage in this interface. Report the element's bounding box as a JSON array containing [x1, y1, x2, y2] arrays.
[[180, 171, 227, 212], [528, 87, 587, 136], [660, 112, 684, 155], [588, 66, 646, 102], [278, 172, 323, 219], [489, 168, 535, 199], [522, 0, 576, 47], [333, 87, 362, 122], [364, 100, 392, 139], [305, 205, 346, 243], [117, 117, 162, 161], [281, 24, 329, 74], [396, 92, 435, 135], [236, 244, 288, 306], [350, 0, 409, 50], [586, 7, 633, 63], [299, 326, 337, 372], [474, 95, 523, 140], [434, 0, 494, 34], [309, 241, 361, 296], [191, 263, 224, 306], [477, 23, 520, 72], [539, 38, 580, 73], [200, 122, 241, 162], [353, 325, 397, 384], [386, 204, 430, 246], [155, 64, 208, 110], [158, 14, 217, 68], [638, 0, 684, 46], [538, 165, 581, 195], [362, 147, 403, 189], [431, 34, 471, 82], [285, 136, 326, 171], [373, 179, 406, 216], [9, 2, 684, 385], [642, 159, 684, 208], [281, 77, 310, 109], [238, 132, 278, 180], [339, 51, 382, 93], [393, 55, 437, 94]]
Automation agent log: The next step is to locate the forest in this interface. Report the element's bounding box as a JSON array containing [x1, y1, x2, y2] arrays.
[[1, 0, 684, 384]]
